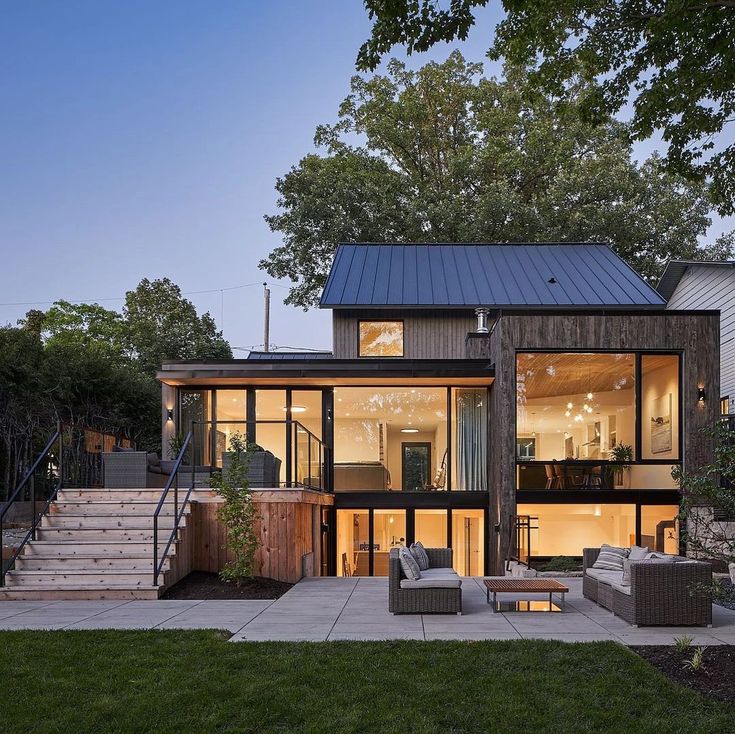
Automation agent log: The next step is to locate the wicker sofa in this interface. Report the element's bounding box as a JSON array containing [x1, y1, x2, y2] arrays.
[[583, 547, 712, 627], [388, 547, 462, 615]]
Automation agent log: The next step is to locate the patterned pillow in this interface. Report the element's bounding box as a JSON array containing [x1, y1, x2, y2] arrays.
[[398, 546, 421, 580], [410, 542, 430, 571], [592, 544, 629, 571]]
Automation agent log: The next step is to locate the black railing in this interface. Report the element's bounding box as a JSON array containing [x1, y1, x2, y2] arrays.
[[153, 430, 194, 586], [0, 429, 63, 587], [516, 460, 634, 491], [193, 419, 328, 491]]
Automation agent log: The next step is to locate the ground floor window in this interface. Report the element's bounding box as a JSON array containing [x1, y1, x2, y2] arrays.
[[641, 505, 679, 554], [336, 506, 486, 576], [516, 503, 636, 558], [516, 502, 680, 558], [451, 509, 485, 576]]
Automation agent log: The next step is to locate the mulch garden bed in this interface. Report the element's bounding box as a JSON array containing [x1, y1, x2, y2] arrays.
[[162, 571, 292, 600], [633, 645, 735, 703]]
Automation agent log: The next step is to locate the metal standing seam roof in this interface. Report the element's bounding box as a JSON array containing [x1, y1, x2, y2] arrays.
[[246, 351, 333, 360], [319, 243, 666, 309]]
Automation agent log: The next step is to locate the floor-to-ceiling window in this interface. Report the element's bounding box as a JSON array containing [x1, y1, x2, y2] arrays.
[[515, 352, 681, 490], [213, 390, 247, 467], [641, 505, 680, 554], [452, 388, 488, 490], [336, 509, 369, 576], [333, 387, 447, 491], [179, 389, 212, 465], [415, 509, 447, 548], [452, 509, 485, 576]]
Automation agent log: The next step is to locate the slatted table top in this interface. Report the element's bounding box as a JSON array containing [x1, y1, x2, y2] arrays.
[[483, 578, 569, 593]]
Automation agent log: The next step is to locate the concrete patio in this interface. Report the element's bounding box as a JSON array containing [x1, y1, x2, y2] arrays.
[[1, 577, 734, 645]]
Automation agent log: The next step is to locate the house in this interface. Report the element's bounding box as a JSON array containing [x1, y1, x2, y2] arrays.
[[657, 260, 735, 414], [158, 243, 719, 579]]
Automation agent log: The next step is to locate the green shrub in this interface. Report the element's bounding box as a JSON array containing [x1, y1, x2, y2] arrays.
[[210, 433, 260, 585], [539, 556, 580, 572]]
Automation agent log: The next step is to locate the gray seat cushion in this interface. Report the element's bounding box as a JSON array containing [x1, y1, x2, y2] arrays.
[[400, 576, 462, 589], [611, 580, 632, 596], [586, 568, 623, 584], [421, 568, 456, 578]]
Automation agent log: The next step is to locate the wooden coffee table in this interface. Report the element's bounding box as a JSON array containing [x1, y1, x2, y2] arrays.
[[484, 578, 569, 613]]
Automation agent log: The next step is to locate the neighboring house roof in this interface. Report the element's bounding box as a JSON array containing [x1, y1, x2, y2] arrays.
[[320, 243, 665, 309], [656, 260, 735, 302], [246, 351, 333, 360]]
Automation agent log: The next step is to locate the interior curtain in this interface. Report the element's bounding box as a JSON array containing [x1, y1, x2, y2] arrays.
[[456, 389, 488, 490]]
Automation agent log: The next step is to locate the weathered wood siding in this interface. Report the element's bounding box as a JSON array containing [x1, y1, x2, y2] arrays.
[[667, 265, 735, 408], [332, 309, 476, 359], [467, 311, 720, 573], [188, 490, 333, 584]]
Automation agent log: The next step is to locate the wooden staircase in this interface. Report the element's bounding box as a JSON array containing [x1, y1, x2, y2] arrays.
[[0, 487, 190, 600]]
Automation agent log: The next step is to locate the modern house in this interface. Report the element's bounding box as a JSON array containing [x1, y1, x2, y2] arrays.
[[657, 260, 735, 414], [158, 243, 719, 580]]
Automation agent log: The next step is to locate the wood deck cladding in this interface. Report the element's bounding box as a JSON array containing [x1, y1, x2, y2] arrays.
[[188, 490, 333, 584], [332, 309, 476, 359], [467, 311, 720, 574]]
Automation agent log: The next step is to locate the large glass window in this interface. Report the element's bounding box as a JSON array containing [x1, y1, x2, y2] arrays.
[[452, 509, 484, 576], [517, 503, 636, 557], [213, 390, 247, 467], [179, 389, 211, 465], [452, 388, 487, 490], [254, 390, 287, 485], [641, 355, 680, 461], [415, 509, 447, 548], [641, 505, 680, 554], [292, 391, 322, 488], [516, 352, 681, 491], [517, 352, 636, 463], [337, 510, 369, 576], [333, 387, 447, 491], [358, 321, 404, 357], [373, 510, 407, 576]]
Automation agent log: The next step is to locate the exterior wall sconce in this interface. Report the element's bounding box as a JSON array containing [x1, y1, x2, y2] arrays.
[[167, 408, 174, 422], [697, 387, 706, 404]]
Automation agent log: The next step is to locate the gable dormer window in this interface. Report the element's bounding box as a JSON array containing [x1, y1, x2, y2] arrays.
[[358, 320, 404, 357]]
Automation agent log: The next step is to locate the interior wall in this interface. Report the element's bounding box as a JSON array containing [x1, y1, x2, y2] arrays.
[[386, 427, 435, 490], [415, 510, 447, 547], [517, 503, 636, 557]]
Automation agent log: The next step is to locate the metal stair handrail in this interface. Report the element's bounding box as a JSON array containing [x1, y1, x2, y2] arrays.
[[153, 430, 194, 586], [0, 429, 63, 587]]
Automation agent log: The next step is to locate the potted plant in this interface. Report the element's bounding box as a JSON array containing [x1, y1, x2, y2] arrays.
[[609, 443, 633, 488]]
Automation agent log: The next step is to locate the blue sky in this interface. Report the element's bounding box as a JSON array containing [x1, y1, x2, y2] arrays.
[[1, 2, 731, 353]]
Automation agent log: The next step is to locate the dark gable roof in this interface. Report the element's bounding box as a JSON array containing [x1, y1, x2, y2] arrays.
[[320, 243, 665, 309], [246, 351, 333, 360], [656, 260, 735, 302]]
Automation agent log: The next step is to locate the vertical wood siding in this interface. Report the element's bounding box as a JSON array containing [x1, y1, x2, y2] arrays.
[[332, 310, 476, 359], [468, 311, 720, 574]]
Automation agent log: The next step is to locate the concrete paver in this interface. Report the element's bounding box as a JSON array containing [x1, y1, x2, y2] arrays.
[[1, 575, 734, 644]]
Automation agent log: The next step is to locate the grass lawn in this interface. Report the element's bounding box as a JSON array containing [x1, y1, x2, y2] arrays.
[[0, 631, 733, 733]]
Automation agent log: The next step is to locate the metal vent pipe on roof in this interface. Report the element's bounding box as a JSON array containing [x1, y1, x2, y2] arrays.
[[475, 308, 490, 333]]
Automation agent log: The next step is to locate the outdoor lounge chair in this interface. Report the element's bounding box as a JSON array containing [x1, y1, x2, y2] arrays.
[[388, 547, 462, 614]]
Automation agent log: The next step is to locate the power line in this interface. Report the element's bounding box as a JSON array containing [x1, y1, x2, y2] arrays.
[[0, 281, 289, 308]]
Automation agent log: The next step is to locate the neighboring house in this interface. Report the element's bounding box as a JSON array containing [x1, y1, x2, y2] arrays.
[[657, 261, 735, 414], [158, 243, 719, 578]]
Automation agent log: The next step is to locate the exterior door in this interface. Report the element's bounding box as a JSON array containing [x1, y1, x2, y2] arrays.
[[402, 442, 431, 492]]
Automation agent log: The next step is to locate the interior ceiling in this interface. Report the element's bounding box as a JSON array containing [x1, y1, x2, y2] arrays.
[[334, 387, 447, 428], [516, 353, 676, 400]]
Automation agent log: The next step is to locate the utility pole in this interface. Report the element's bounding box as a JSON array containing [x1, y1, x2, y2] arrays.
[[263, 282, 271, 352]]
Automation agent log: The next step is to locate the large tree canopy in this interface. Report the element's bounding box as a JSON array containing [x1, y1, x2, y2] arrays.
[[0, 278, 232, 497], [262, 53, 733, 308], [358, 1, 735, 214]]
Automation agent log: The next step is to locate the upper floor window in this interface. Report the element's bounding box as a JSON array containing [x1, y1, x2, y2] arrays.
[[358, 320, 404, 357]]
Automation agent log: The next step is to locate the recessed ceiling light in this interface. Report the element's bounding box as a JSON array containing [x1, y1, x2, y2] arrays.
[[401, 428, 419, 433]]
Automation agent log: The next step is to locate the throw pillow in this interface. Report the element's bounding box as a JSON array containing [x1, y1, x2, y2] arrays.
[[410, 542, 430, 571], [645, 552, 674, 560], [628, 545, 649, 560], [398, 546, 421, 580], [621, 559, 632, 586], [592, 544, 629, 571]]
